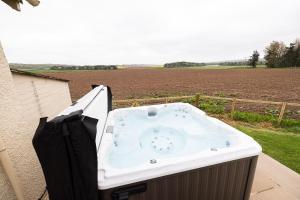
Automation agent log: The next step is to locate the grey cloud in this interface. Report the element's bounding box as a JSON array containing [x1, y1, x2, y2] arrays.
[[0, 0, 299, 64]]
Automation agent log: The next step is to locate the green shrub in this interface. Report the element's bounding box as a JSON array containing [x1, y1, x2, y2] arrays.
[[182, 97, 195, 105], [200, 102, 225, 114], [232, 111, 276, 123], [183, 97, 300, 132], [276, 119, 300, 133], [183, 97, 225, 114], [280, 119, 300, 127], [233, 111, 300, 133]]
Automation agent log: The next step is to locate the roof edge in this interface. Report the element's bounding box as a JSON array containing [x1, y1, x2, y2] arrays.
[[1, 0, 40, 11], [10, 68, 69, 82]]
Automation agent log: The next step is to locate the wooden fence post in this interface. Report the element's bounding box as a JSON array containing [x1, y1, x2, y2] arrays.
[[113, 96, 300, 119], [195, 94, 200, 108], [231, 98, 237, 118], [278, 102, 287, 124]]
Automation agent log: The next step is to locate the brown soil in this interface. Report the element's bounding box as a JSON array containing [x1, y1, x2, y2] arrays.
[[43, 68, 300, 118], [44, 68, 300, 104]]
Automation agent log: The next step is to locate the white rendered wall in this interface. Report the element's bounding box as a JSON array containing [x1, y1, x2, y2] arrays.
[[0, 42, 72, 199]]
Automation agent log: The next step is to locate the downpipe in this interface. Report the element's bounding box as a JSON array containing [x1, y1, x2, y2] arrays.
[[0, 140, 25, 200]]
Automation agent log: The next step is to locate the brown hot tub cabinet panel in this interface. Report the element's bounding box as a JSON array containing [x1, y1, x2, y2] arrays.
[[98, 156, 258, 200]]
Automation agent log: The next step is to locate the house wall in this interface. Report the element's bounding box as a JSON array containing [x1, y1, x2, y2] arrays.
[[0, 43, 72, 200], [0, 43, 19, 200], [11, 73, 72, 122]]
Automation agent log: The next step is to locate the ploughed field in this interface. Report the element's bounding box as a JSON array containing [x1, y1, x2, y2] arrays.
[[44, 68, 300, 103]]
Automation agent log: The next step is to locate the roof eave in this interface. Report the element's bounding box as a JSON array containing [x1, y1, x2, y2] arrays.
[[2, 0, 21, 11], [25, 0, 39, 7], [10, 68, 69, 82], [1, 0, 40, 11]]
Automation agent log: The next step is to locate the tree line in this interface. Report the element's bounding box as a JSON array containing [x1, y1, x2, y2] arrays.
[[264, 39, 300, 68], [50, 65, 117, 70], [220, 60, 263, 66], [248, 39, 300, 68], [164, 61, 206, 68]]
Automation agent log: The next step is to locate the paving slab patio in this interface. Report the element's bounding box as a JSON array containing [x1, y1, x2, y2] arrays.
[[251, 153, 300, 200]]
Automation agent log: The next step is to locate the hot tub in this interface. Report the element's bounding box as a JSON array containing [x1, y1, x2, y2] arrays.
[[58, 85, 261, 200]]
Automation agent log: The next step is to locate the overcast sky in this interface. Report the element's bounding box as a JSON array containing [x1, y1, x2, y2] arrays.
[[0, 0, 299, 65]]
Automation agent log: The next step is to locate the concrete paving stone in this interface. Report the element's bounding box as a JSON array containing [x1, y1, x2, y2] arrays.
[[251, 153, 300, 200]]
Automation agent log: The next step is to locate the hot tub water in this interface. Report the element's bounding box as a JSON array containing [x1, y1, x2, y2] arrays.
[[106, 104, 233, 169]]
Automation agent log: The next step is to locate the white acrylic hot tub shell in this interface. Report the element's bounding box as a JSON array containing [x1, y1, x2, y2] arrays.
[[58, 86, 261, 190], [97, 103, 262, 190]]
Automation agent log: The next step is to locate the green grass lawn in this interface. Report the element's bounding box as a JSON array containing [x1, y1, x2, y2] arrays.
[[235, 125, 300, 173]]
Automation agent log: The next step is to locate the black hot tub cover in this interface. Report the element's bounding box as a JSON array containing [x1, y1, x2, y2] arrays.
[[33, 111, 98, 200], [33, 86, 112, 200]]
